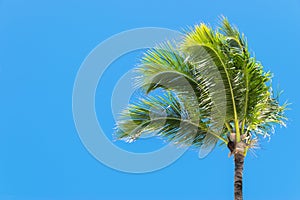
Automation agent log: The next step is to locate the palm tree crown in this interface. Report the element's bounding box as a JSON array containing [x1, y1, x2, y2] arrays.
[[115, 18, 286, 153]]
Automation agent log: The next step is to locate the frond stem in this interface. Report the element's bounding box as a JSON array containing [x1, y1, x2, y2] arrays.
[[194, 43, 241, 141]]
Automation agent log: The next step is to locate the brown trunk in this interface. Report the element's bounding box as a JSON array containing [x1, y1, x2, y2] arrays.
[[234, 152, 245, 200]]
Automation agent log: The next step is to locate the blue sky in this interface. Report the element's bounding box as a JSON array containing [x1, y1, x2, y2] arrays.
[[1, 0, 300, 199]]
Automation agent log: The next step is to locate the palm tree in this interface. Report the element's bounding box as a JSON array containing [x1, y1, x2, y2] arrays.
[[114, 18, 287, 200]]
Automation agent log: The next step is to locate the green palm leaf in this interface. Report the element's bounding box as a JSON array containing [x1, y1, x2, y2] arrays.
[[115, 92, 225, 147]]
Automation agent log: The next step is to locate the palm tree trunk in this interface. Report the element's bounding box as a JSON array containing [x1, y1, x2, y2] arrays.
[[234, 152, 245, 200]]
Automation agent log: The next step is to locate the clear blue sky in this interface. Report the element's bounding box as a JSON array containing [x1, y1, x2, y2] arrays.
[[1, 0, 299, 199]]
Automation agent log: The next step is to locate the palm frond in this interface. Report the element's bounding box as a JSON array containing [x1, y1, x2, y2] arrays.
[[219, 19, 287, 139], [115, 92, 225, 147], [136, 42, 215, 135], [181, 22, 242, 140]]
